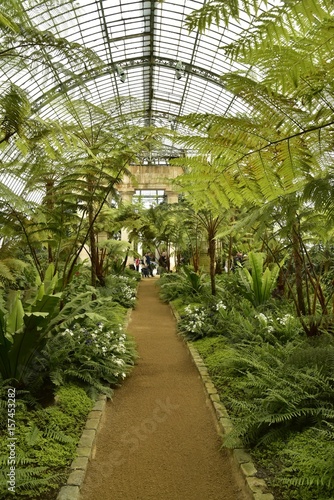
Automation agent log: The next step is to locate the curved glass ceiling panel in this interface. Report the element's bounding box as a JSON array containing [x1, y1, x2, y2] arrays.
[[12, 0, 278, 128], [0, 0, 281, 198]]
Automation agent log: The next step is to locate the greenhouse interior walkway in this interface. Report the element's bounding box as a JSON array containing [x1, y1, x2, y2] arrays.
[[80, 277, 250, 500]]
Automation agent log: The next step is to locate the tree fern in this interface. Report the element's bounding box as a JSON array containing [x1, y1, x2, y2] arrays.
[[185, 0, 266, 33], [176, 0, 334, 218]]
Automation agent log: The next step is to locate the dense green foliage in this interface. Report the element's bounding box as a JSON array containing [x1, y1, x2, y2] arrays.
[[160, 267, 334, 500], [1, 0, 334, 498], [0, 385, 93, 499]]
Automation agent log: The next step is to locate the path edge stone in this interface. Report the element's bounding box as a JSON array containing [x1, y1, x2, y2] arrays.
[[170, 303, 274, 500], [56, 307, 133, 500]]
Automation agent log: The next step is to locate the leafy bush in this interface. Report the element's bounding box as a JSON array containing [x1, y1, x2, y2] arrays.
[[217, 337, 334, 445], [279, 427, 334, 499], [122, 268, 142, 282], [252, 426, 334, 500], [176, 290, 302, 344], [178, 303, 214, 339], [44, 318, 136, 398], [61, 264, 93, 302], [54, 384, 94, 420], [237, 252, 279, 306], [0, 285, 62, 388], [159, 266, 210, 302], [100, 274, 137, 308], [0, 263, 114, 390]]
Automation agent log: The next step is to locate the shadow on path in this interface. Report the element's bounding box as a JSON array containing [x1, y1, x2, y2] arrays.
[[80, 278, 250, 500]]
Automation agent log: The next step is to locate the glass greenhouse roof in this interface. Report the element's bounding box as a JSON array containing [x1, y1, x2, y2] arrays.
[[0, 0, 279, 198], [2, 0, 278, 126]]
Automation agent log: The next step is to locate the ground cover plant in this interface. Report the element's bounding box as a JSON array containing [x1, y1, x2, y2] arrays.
[[159, 259, 334, 500], [0, 384, 94, 499]]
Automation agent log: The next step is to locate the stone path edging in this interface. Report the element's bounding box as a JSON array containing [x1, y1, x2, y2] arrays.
[[56, 394, 107, 500], [57, 297, 274, 500], [170, 303, 274, 500], [56, 308, 133, 500]]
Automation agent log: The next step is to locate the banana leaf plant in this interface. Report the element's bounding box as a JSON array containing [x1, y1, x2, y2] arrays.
[[0, 280, 62, 387]]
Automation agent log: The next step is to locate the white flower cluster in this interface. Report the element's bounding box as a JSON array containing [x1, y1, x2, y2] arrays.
[[109, 275, 137, 306], [254, 312, 274, 333], [279, 313, 294, 326], [118, 275, 135, 283], [183, 305, 208, 334], [61, 322, 128, 378], [215, 300, 227, 311], [123, 284, 136, 301], [254, 311, 296, 334], [62, 328, 74, 337]]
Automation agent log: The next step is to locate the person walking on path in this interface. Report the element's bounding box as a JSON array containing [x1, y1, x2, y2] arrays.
[[144, 251, 153, 277]]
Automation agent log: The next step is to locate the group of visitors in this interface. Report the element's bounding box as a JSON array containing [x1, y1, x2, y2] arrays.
[[131, 249, 244, 276], [133, 251, 170, 278]]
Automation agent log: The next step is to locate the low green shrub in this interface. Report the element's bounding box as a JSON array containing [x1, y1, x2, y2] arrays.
[[99, 274, 137, 308], [158, 266, 211, 302], [44, 318, 136, 398], [279, 427, 334, 500], [252, 427, 334, 500], [54, 384, 94, 420], [194, 337, 237, 394]]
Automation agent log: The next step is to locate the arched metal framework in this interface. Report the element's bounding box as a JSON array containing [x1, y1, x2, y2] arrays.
[[0, 0, 278, 198], [3, 0, 278, 124]]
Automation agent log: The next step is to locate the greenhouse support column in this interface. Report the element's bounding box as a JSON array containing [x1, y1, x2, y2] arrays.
[[166, 192, 179, 204]]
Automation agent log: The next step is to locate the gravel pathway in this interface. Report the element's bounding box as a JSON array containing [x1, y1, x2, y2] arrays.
[[80, 278, 250, 500]]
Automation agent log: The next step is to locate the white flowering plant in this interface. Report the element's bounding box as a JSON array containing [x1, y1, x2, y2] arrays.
[[44, 319, 136, 397], [101, 274, 138, 308], [253, 310, 302, 342], [176, 291, 302, 344], [178, 300, 229, 340]]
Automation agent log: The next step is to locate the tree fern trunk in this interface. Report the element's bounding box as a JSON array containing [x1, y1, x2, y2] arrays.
[[87, 174, 98, 288], [227, 234, 233, 273], [45, 180, 54, 264], [88, 203, 97, 288], [208, 235, 216, 295], [193, 232, 200, 272], [292, 221, 306, 316]]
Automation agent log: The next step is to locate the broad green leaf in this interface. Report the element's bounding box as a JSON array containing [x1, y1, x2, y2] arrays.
[[6, 291, 24, 335]]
